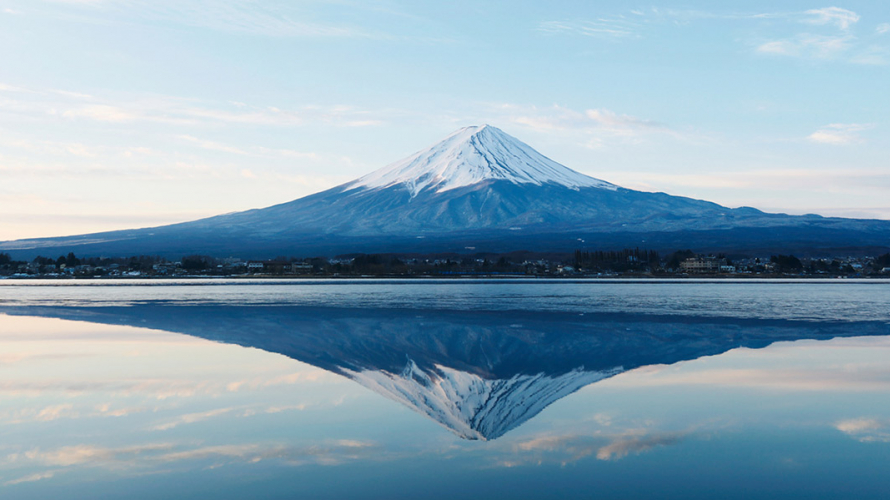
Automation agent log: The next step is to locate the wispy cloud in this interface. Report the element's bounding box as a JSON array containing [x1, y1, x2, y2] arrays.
[[599, 167, 890, 195], [803, 7, 860, 30], [552, 7, 883, 65], [750, 7, 889, 64], [756, 34, 854, 59], [807, 123, 873, 145], [487, 102, 679, 150], [1, 82, 391, 133], [537, 17, 641, 39], [29, 0, 386, 39], [496, 103, 663, 133]]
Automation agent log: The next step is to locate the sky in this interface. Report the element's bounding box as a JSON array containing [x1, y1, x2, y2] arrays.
[[0, 0, 888, 241]]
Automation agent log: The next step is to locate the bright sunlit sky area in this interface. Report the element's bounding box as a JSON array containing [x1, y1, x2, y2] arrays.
[[1, 0, 888, 240]]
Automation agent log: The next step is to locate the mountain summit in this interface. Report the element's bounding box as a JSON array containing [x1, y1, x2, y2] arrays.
[[347, 125, 615, 196], [2, 125, 890, 257]]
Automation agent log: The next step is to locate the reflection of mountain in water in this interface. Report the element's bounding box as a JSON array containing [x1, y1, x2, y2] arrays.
[[343, 362, 618, 440], [2, 305, 888, 440]]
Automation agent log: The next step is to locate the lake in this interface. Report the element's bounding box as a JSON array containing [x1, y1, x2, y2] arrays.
[[1, 279, 889, 499]]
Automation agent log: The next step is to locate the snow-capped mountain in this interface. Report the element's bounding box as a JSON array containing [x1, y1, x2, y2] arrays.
[[347, 125, 615, 196], [2, 125, 890, 257]]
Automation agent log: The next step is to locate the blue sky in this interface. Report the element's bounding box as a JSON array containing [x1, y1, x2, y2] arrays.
[[0, 0, 888, 240]]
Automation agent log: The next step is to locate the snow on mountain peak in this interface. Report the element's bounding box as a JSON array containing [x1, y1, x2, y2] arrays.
[[346, 125, 616, 197], [341, 360, 622, 440]]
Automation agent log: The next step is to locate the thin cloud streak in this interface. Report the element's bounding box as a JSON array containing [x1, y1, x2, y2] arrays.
[[31, 0, 386, 39], [537, 18, 642, 39], [1, 82, 390, 129], [807, 123, 873, 145], [487, 102, 676, 150], [756, 34, 854, 60]]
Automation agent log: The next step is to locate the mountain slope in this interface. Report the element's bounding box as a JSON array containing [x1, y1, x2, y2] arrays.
[[2, 125, 889, 257]]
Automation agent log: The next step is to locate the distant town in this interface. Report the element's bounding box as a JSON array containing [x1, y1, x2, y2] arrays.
[[2, 249, 889, 279]]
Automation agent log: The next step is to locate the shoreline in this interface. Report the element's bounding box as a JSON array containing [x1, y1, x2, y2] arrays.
[[2, 275, 889, 283]]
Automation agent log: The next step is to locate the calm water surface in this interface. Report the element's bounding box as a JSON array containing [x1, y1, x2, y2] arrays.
[[1, 279, 889, 499]]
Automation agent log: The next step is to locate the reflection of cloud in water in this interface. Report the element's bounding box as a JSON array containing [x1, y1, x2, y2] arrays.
[[595, 432, 685, 460], [835, 418, 890, 443], [1, 404, 77, 424], [151, 407, 236, 431], [3, 471, 56, 486], [505, 430, 687, 466], [3, 439, 385, 483], [11, 443, 177, 467], [609, 367, 890, 392]]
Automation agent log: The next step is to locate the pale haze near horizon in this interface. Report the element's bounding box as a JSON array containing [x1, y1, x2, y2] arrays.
[[0, 0, 888, 241]]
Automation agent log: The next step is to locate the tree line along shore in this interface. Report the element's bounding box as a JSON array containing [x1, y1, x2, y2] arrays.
[[2, 250, 890, 279]]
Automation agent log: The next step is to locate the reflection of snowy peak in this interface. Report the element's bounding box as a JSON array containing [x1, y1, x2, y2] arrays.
[[342, 359, 622, 440], [347, 125, 616, 197]]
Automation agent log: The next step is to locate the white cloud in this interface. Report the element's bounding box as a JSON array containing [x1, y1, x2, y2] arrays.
[[807, 123, 872, 145], [803, 7, 860, 30], [756, 34, 854, 59], [877, 23, 890, 35], [494, 103, 666, 137]]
